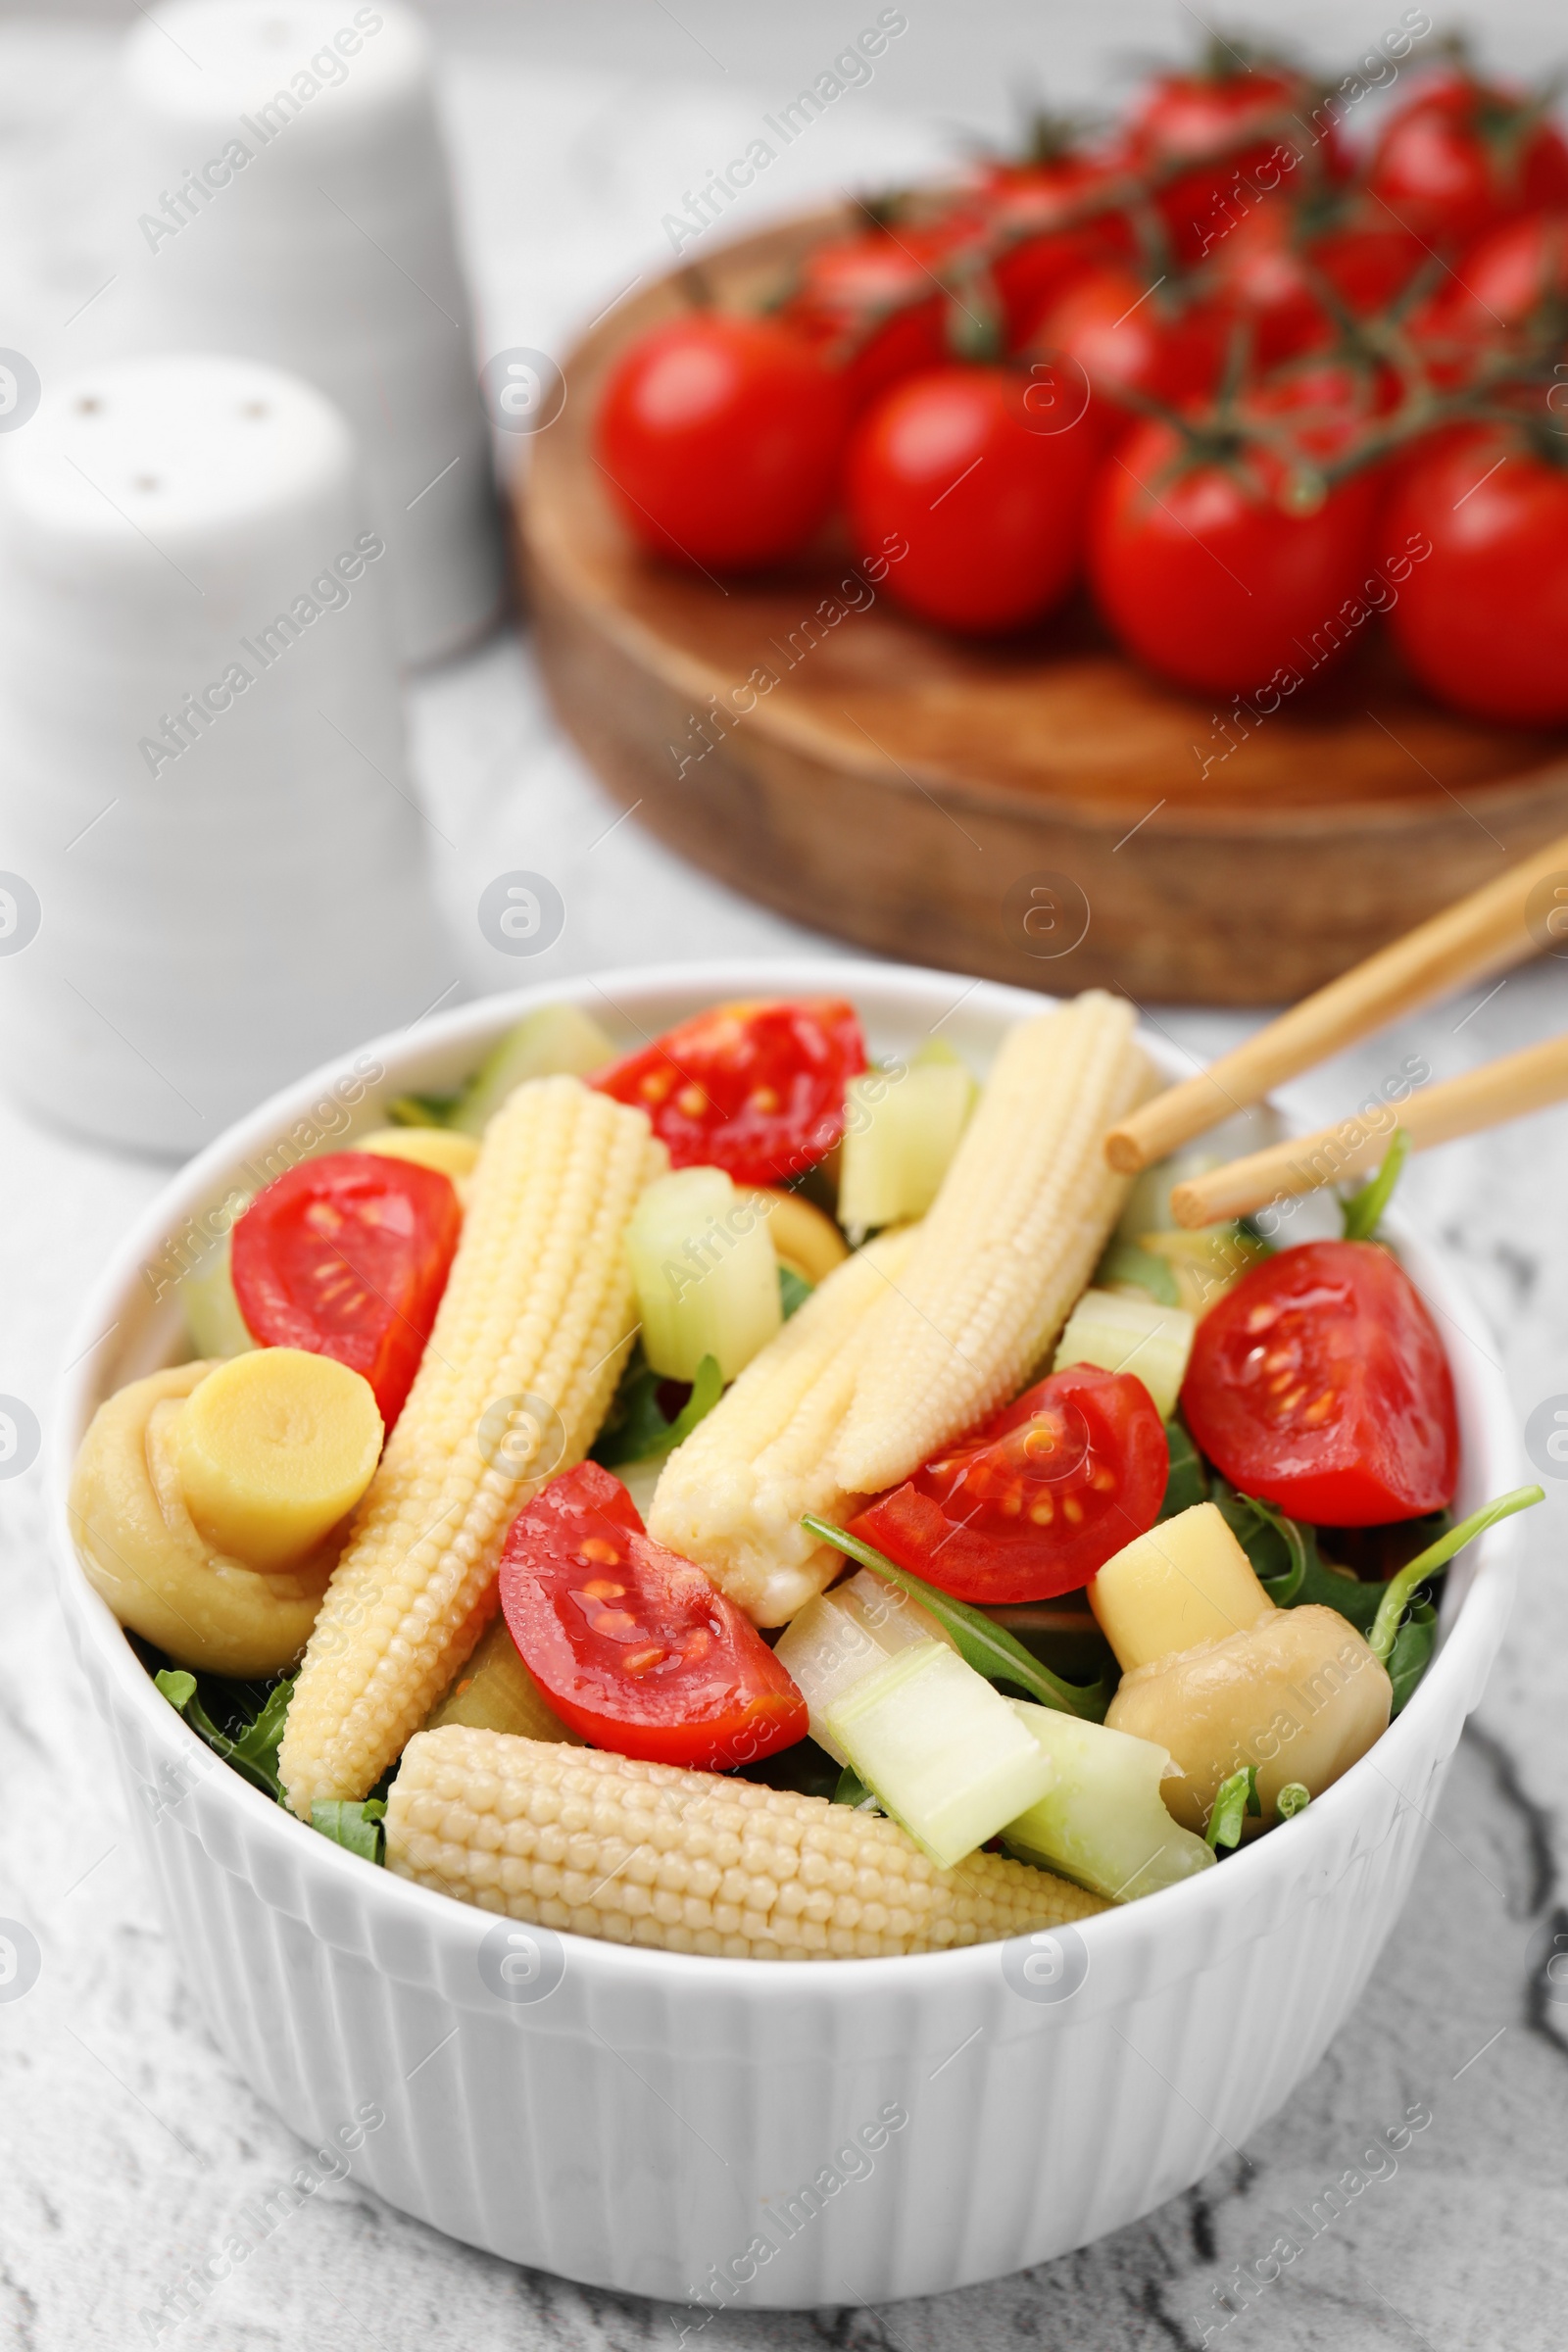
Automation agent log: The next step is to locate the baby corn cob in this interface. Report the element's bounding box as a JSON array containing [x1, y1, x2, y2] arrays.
[[386, 1728, 1104, 1960], [647, 1225, 918, 1626], [279, 1077, 664, 1818], [834, 994, 1157, 1496]]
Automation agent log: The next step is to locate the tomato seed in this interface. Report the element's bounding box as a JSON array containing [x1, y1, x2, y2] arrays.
[[578, 1538, 621, 1565]]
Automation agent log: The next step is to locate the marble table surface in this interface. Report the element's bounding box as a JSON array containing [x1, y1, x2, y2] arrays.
[[2, 9, 1567, 2348]]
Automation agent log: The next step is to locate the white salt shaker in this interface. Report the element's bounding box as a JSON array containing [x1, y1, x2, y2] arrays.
[[118, 0, 503, 667], [0, 351, 455, 1155]]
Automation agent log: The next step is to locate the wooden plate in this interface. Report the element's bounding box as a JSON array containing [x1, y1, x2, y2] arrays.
[[519, 208, 1568, 1006]]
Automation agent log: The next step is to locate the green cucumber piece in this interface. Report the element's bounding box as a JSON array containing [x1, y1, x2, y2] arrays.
[[449, 1004, 615, 1137], [1002, 1702, 1213, 1901], [822, 1640, 1052, 1869], [1054, 1286, 1195, 1419], [1093, 1238, 1181, 1307], [773, 1569, 954, 1766], [837, 1058, 972, 1240], [177, 1239, 257, 1359], [625, 1167, 781, 1382]]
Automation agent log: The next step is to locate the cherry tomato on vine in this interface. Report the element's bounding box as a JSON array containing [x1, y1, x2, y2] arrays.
[[1367, 67, 1568, 248], [1380, 424, 1568, 724], [1446, 208, 1568, 330], [780, 223, 970, 411], [1123, 58, 1343, 262], [590, 998, 865, 1186], [847, 364, 1099, 632], [1032, 265, 1227, 441], [231, 1152, 461, 1431], [848, 1364, 1169, 1605], [595, 314, 847, 569], [499, 1463, 808, 1768], [976, 151, 1136, 345], [1087, 414, 1379, 695], [1181, 1241, 1458, 1525], [1198, 204, 1426, 366]]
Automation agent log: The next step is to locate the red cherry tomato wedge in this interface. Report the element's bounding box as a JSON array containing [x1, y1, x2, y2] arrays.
[[589, 998, 865, 1186], [498, 1463, 808, 1769], [847, 1364, 1169, 1605], [1180, 1241, 1459, 1526], [231, 1151, 462, 1432]]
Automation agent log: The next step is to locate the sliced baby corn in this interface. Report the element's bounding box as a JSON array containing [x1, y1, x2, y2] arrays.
[[834, 993, 1156, 1496], [386, 1728, 1105, 1960], [278, 1077, 664, 1817], [647, 1224, 917, 1626]]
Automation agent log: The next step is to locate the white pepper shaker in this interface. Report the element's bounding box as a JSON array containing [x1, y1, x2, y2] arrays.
[[118, 0, 504, 667], [0, 351, 455, 1154]]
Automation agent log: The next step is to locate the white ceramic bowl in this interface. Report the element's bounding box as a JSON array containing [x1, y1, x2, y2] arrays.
[[50, 959, 1521, 2310]]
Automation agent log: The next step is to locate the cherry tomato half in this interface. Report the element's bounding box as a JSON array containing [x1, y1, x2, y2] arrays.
[[846, 365, 1100, 633], [498, 1462, 808, 1768], [847, 1364, 1169, 1605], [1180, 1241, 1459, 1526], [594, 314, 847, 570], [589, 998, 865, 1187], [1087, 415, 1379, 696], [1381, 425, 1568, 726], [231, 1152, 462, 1432]]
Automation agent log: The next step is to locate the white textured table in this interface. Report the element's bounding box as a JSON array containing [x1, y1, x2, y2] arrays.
[[3, 13, 1567, 2349]]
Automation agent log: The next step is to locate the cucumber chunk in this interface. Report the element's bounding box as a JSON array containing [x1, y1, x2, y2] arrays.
[[773, 1568, 956, 1766], [1002, 1701, 1214, 1901], [1054, 1286, 1195, 1418], [625, 1166, 781, 1382], [178, 1239, 256, 1359], [449, 1004, 615, 1136], [822, 1640, 1052, 1869], [837, 1054, 973, 1241]]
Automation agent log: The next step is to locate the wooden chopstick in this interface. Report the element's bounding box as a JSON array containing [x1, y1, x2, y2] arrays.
[[1103, 831, 1568, 1174], [1169, 1032, 1568, 1228]]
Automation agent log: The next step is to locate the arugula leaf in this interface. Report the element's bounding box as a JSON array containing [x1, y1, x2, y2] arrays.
[[1206, 1763, 1261, 1851], [310, 1798, 386, 1864], [1093, 1238, 1180, 1306], [800, 1515, 1109, 1721], [1157, 1414, 1208, 1520], [1387, 1599, 1437, 1716], [155, 1668, 292, 1801], [1210, 1481, 1381, 1627], [832, 1764, 880, 1811], [1340, 1127, 1410, 1242], [778, 1264, 813, 1321], [731, 1737, 842, 1800], [1368, 1485, 1544, 1664], [592, 1353, 722, 1469], [384, 1090, 461, 1129]]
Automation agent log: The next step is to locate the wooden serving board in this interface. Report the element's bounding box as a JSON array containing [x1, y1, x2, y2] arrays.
[[519, 209, 1568, 1006]]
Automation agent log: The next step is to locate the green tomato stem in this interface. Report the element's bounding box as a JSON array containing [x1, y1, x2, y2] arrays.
[[1368, 1485, 1544, 1665]]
